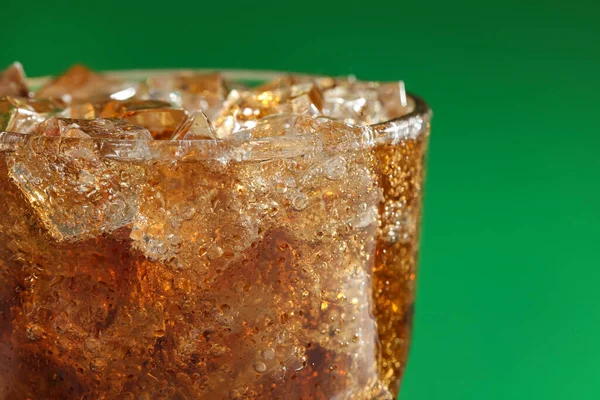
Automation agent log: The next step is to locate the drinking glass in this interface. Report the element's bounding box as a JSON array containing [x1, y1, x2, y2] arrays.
[[0, 70, 431, 399]]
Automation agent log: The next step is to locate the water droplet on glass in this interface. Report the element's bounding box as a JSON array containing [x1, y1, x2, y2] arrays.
[[285, 177, 296, 188], [261, 348, 275, 360], [84, 337, 101, 353], [269, 365, 287, 381], [275, 182, 287, 193], [210, 343, 228, 357], [90, 357, 107, 372], [253, 362, 267, 373], [138, 392, 151, 400], [26, 324, 44, 341], [206, 245, 224, 260], [291, 193, 309, 211], [324, 156, 347, 180]]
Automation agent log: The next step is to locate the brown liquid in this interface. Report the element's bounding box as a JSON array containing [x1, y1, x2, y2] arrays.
[[0, 126, 428, 399]]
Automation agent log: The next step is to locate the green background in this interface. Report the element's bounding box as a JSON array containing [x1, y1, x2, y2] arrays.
[[2, 0, 599, 399]]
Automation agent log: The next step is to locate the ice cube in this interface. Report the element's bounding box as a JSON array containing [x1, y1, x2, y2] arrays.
[[99, 99, 173, 117], [64, 100, 105, 119], [228, 115, 378, 242], [378, 81, 413, 120], [0, 62, 30, 97], [254, 75, 307, 92], [36, 65, 136, 103], [170, 110, 216, 140], [323, 81, 385, 124], [0, 96, 65, 133], [237, 139, 382, 395], [7, 118, 148, 241], [255, 75, 335, 92], [146, 229, 320, 396], [145, 72, 227, 120], [131, 158, 267, 267], [289, 85, 324, 115], [64, 99, 186, 140], [130, 162, 219, 263], [35, 117, 153, 140], [136, 81, 184, 108], [250, 114, 300, 138], [66, 98, 172, 119], [120, 108, 187, 140], [10, 245, 168, 397], [213, 84, 324, 138]]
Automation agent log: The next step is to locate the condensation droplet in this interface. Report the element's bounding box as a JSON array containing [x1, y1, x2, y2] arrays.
[[324, 156, 346, 180], [286, 159, 298, 171], [54, 314, 70, 334], [291, 193, 309, 211], [229, 388, 246, 399], [275, 182, 287, 193], [210, 343, 228, 357], [268, 200, 280, 217], [84, 337, 101, 353], [261, 348, 275, 360], [276, 331, 287, 344], [26, 324, 44, 341], [254, 362, 267, 373], [285, 177, 296, 188], [268, 365, 287, 381], [90, 357, 107, 372], [206, 244, 224, 260], [180, 206, 196, 221]]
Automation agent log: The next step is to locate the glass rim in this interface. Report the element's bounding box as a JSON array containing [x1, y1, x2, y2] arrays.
[[0, 69, 432, 162]]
